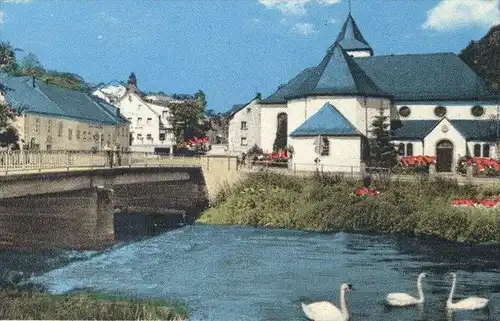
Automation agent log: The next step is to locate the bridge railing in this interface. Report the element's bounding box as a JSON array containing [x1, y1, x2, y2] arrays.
[[0, 150, 204, 173]]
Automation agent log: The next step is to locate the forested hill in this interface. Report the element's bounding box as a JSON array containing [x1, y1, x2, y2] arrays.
[[459, 24, 500, 92]]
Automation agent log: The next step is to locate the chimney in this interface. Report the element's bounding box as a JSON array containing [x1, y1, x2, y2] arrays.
[[116, 107, 121, 117], [32, 76, 36, 88]]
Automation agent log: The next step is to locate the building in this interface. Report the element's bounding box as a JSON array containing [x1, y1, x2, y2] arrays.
[[228, 13, 499, 172], [228, 99, 261, 154], [0, 74, 130, 151], [93, 77, 176, 154]]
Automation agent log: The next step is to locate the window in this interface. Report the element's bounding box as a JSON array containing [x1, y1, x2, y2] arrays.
[[483, 144, 490, 158], [162, 111, 169, 118], [159, 133, 166, 141], [147, 117, 152, 125], [76, 129, 81, 139], [146, 133, 152, 140], [47, 120, 52, 133], [241, 121, 247, 130], [406, 143, 413, 156], [122, 127, 126, 136], [398, 106, 410, 118], [473, 144, 481, 157], [128, 95, 132, 102], [241, 137, 247, 146], [398, 143, 405, 156], [247, 108, 251, 113], [471, 105, 485, 117], [137, 117, 143, 125], [137, 133, 143, 140], [127, 117, 132, 122], [68, 129, 73, 140], [34, 118, 40, 133], [58, 122, 63, 137], [82, 131, 87, 140], [321, 137, 330, 156], [434, 105, 447, 117]]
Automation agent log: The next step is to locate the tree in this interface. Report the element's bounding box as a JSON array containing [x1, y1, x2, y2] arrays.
[[0, 42, 19, 74], [0, 100, 20, 148], [39, 71, 86, 91], [167, 98, 206, 144], [194, 90, 207, 109], [368, 106, 397, 168], [20, 53, 45, 77], [273, 113, 287, 151]]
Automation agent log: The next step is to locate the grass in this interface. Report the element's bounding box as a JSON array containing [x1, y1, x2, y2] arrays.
[[0, 286, 188, 320], [199, 171, 500, 244]]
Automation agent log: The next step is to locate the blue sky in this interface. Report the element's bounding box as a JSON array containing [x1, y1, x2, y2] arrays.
[[0, 0, 499, 112]]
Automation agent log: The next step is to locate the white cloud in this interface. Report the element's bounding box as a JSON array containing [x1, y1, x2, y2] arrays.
[[423, 0, 500, 31], [0, 11, 3, 24], [3, 0, 33, 3], [293, 22, 317, 35], [259, 0, 341, 16]]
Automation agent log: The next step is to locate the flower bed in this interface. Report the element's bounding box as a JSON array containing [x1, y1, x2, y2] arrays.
[[394, 155, 436, 174], [452, 197, 500, 208], [457, 157, 500, 176], [354, 187, 379, 197]]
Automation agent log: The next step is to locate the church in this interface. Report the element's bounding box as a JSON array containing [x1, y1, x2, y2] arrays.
[[227, 12, 499, 173]]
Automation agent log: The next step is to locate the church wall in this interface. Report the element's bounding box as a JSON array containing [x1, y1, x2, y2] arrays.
[[466, 141, 498, 158], [228, 99, 261, 153], [423, 118, 467, 171], [392, 102, 499, 121], [290, 136, 361, 172], [391, 140, 424, 156], [260, 104, 288, 153]]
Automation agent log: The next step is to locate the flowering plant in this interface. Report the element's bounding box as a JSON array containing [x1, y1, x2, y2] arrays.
[[451, 196, 500, 208], [399, 155, 436, 167], [354, 187, 379, 197]]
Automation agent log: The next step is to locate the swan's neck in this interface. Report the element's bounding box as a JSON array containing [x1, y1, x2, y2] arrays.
[[447, 277, 456, 305], [339, 289, 348, 318], [417, 276, 424, 303]]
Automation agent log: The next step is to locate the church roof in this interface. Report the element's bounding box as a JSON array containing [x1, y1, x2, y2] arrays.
[[260, 67, 316, 104], [391, 119, 499, 141], [290, 103, 361, 136], [354, 53, 498, 101], [334, 13, 372, 53], [289, 45, 390, 99]]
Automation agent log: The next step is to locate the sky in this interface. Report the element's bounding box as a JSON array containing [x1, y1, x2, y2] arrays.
[[0, 0, 499, 112]]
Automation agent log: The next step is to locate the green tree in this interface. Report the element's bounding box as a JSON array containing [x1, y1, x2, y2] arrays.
[[20, 53, 45, 77], [273, 113, 287, 151], [0, 42, 19, 74], [167, 97, 206, 144], [194, 90, 207, 108], [39, 71, 86, 91], [368, 106, 397, 168]]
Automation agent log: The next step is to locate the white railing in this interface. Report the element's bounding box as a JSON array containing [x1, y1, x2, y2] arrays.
[[0, 150, 205, 173]]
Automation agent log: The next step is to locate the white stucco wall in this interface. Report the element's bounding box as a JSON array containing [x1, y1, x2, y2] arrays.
[[466, 141, 497, 158], [260, 104, 288, 153], [290, 136, 361, 172], [423, 118, 466, 171], [391, 140, 424, 156], [391, 102, 500, 121], [228, 99, 261, 153]]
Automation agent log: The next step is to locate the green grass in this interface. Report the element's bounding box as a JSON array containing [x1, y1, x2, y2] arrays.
[[0, 287, 188, 320], [199, 171, 500, 244]]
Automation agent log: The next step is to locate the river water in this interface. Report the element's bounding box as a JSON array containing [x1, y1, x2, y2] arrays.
[[3, 224, 500, 321]]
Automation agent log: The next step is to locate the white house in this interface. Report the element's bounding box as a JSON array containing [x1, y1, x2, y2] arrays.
[[228, 12, 500, 173], [228, 98, 261, 153]]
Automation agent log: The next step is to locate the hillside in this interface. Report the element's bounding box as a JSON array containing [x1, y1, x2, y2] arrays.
[[459, 24, 500, 92]]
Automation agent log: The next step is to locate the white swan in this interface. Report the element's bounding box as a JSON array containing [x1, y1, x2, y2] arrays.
[[385, 272, 427, 306], [301, 283, 354, 321], [446, 272, 489, 310]]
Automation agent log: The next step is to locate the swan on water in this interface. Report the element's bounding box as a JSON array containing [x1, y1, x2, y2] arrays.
[[386, 272, 427, 306], [446, 272, 489, 310], [301, 283, 354, 321]]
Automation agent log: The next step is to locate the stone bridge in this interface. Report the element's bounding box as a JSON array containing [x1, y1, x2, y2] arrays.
[[0, 156, 242, 250]]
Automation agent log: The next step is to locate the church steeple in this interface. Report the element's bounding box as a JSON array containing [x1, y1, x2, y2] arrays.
[[333, 13, 373, 57]]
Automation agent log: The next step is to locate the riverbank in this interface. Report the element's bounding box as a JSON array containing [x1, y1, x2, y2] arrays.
[[0, 286, 187, 320], [199, 171, 500, 244]]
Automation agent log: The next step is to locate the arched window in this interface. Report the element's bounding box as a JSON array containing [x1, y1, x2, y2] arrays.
[[406, 143, 413, 156], [321, 137, 329, 156], [273, 112, 288, 151], [483, 144, 490, 158], [473, 143, 481, 157], [397, 143, 405, 156]]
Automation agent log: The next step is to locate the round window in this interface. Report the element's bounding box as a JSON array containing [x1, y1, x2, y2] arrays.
[[398, 106, 410, 118], [471, 105, 484, 117], [434, 106, 447, 117]]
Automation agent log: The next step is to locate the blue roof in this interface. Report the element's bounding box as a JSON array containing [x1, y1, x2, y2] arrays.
[[0, 74, 127, 126], [354, 53, 498, 101], [391, 119, 499, 141], [290, 103, 361, 137], [334, 13, 372, 53], [289, 45, 390, 99], [261, 67, 316, 104]]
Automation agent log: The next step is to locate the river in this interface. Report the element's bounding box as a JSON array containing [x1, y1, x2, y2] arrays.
[[2, 224, 499, 321]]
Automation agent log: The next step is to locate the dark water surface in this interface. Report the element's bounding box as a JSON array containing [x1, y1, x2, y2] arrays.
[[6, 225, 500, 320]]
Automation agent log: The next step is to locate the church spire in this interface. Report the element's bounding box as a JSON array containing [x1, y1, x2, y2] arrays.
[[333, 11, 373, 57]]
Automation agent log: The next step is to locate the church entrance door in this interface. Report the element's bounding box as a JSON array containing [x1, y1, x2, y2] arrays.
[[436, 140, 453, 172]]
